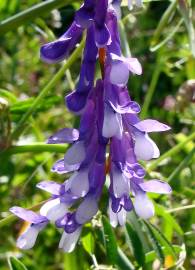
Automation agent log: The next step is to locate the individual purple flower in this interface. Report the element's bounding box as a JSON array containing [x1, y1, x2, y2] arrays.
[[10, 207, 48, 249], [106, 10, 142, 86], [40, 22, 83, 63]]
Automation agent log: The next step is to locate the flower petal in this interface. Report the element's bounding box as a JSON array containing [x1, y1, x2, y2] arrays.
[[66, 91, 88, 114], [40, 198, 68, 222], [10, 206, 47, 224], [95, 24, 111, 47], [36, 181, 61, 195], [108, 199, 118, 228], [134, 193, 154, 219], [75, 196, 98, 224], [139, 180, 172, 194], [134, 133, 160, 161], [117, 208, 127, 226], [40, 22, 82, 63], [125, 57, 142, 75], [112, 165, 130, 198], [59, 228, 82, 253], [47, 128, 79, 144], [102, 105, 122, 138], [134, 119, 171, 133], [64, 141, 86, 165], [110, 60, 129, 86], [17, 224, 39, 250], [69, 169, 89, 197], [52, 159, 81, 174]]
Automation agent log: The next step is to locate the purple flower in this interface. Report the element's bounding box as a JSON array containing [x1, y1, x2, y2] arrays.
[[40, 22, 83, 63], [11, 0, 171, 253]]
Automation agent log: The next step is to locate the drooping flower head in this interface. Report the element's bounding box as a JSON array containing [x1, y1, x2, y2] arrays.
[[11, 0, 171, 253]]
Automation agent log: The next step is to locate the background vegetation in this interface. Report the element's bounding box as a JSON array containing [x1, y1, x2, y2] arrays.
[[0, 0, 194, 269]]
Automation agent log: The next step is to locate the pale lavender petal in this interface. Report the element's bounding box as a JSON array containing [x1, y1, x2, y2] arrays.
[[102, 105, 122, 138], [75, 197, 98, 224], [10, 207, 47, 224], [52, 159, 80, 174], [59, 228, 82, 253], [40, 198, 68, 222], [112, 165, 130, 198], [36, 181, 61, 195], [108, 199, 118, 227], [125, 57, 142, 75], [139, 180, 172, 194], [134, 193, 154, 219], [64, 141, 86, 165], [68, 169, 89, 197], [117, 208, 127, 226], [47, 128, 79, 144], [17, 224, 39, 250], [134, 133, 160, 161], [134, 119, 171, 133], [110, 60, 129, 86]]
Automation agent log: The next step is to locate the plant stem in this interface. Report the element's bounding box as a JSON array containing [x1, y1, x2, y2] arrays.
[[168, 148, 195, 183], [147, 131, 195, 172], [140, 65, 161, 119], [0, 0, 73, 34], [11, 39, 85, 141], [3, 143, 68, 155], [167, 204, 195, 213]]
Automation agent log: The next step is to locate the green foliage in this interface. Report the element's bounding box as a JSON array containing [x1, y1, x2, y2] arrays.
[[0, 0, 195, 269]]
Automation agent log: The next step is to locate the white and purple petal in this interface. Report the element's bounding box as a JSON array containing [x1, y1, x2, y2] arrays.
[[139, 180, 172, 194], [36, 181, 61, 195], [10, 207, 47, 224], [59, 227, 82, 253], [134, 192, 154, 219], [134, 119, 171, 133], [75, 196, 98, 224], [134, 133, 160, 161], [47, 128, 79, 144]]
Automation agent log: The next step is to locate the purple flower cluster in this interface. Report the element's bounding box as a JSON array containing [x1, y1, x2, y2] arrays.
[[10, 0, 171, 253]]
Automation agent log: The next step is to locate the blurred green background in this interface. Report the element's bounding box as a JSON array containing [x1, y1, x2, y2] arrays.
[[0, 0, 195, 269]]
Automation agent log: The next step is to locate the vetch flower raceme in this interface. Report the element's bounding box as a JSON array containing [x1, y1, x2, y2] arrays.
[[11, 0, 172, 253]]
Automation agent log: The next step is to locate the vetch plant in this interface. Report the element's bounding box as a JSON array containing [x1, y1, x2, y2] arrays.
[[10, 0, 172, 253]]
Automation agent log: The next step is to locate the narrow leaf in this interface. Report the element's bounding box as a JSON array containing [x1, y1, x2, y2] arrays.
[[102, 215, 118, 265], [142, 221, 165, 265], [8, 256, 27, 270], [125, 222, 145, 267]]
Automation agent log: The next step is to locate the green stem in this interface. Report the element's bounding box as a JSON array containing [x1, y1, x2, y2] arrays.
[[167, 204, 195, 213], [140, 65, 161, 119], [11, 39, 85, 141], [147, 131, 195, 172], [0, 201, 45, 228], [151, 0, 177, 46], [0, 0, 73, 34], [168, 148, 195, 183], [3, 143, 68, 155]]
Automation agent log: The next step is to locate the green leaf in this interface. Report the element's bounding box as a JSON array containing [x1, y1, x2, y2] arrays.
[[102, 215, 118, 265], [82, 231, 95, 255], [142, 221, 165, 265], [125, 222, 145, 267], [8, 256, 28, 270], [0, 89, 17, 103], [151, 0, 177, 47], [117, 248, 135, 270], [145, 245, 183, 263], [146, 222, 177, 260], [155, 204, 184, 236], [0, 0, 73, 34]]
